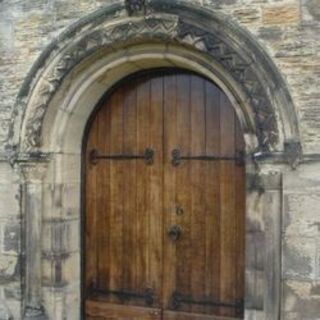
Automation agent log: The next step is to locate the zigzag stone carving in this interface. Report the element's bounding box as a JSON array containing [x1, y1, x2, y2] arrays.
[[23, 16, 278, 151]]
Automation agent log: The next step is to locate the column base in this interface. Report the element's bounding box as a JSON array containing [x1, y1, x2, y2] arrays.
[[24, 305, 48, 320]]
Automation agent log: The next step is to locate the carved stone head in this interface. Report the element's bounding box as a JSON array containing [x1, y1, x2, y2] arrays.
[[125, 0, 146, 16]]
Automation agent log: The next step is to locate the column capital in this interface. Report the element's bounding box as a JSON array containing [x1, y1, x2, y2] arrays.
[[20, 162, 48, 183]]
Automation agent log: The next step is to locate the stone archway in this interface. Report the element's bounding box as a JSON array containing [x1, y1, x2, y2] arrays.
[[11, 1, 301, 319]]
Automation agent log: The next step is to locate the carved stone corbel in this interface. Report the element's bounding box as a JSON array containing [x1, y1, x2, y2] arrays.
[[20, 162, 48, 320], [284, 139, 302, 169], [125, 0, 146, 16]]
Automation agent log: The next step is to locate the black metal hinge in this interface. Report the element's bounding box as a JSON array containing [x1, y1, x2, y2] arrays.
[[171, 149, 244, 166], [89, 148, 154, 165], [89, 287, 155, 306], [171, 292, 243, 316]]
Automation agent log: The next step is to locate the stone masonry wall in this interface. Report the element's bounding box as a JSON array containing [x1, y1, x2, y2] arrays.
[[0, 0, 319, 319]]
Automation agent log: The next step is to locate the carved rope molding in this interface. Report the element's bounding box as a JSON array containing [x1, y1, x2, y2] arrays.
[[21, 16, 279, 153]]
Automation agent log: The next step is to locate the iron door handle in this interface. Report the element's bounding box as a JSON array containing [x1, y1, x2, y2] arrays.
[[168, 225, 182, 241]]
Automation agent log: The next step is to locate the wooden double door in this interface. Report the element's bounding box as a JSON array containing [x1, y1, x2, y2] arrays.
[[84, 70, 245, 320]]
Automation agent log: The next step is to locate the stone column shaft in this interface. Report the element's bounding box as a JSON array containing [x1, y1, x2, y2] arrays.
[[21, 162, 48, 320]]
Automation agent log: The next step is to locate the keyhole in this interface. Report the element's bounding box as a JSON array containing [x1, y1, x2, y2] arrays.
[[176, 205, 184, 216]]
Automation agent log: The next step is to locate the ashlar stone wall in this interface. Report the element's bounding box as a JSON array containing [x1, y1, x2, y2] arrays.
[[0, 0, 319, 319]]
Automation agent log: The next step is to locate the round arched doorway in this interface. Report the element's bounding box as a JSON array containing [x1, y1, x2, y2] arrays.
[[83, 69, 245, 319]]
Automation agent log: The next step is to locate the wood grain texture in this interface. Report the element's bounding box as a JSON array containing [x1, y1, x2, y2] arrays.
[[84, 70, 245, 319], [163, 310, 239, 320], [86, 300, 162, 319], [162, 74, 178, 310], [219, 93, 236, 318]]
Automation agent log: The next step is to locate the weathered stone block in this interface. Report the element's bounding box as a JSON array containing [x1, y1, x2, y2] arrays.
[[283, 163, 320, 192], [260, 170, 282, 190], [246, 199, 264, 232], [0, 296, 13, 320], [0, 255, 18, 280], [42, 258, 54, 287], [273, 27, 315, 59], [283, 193, 320, 237], [42, 218, 79, 254], [64, 284, 81, 320], [0, 120, 11, 144], [3, 281, 21, 301], [262, 5, 301, 25], [42, 282, 81, 320], [5, 298, 19, 320], [277, 56, 320, 76], [46, 154, 81, 184], [42, 183, 55, 220], [258, 25, 283, 42], [244, 310, 265, 320], [302, 0, 320, 23], [245, 270, 264, 310], [42, 182, 81, 221], [0, 184, 20, 219], [283, 236, 317, 280], [63, 252, 80, 284], [246, 232, 265, 271], [0, 164, 19, 185], [283, 280, 320, 319], [232, 7, 261, 24], [61, 184, 81, 212], [42, 251, 80, 287], [2, 221, 20, 254]]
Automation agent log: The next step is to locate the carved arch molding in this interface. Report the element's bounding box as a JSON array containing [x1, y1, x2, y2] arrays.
[[11, 0, 301, 158]]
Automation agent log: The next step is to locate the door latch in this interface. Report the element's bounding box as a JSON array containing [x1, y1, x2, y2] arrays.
[[167, 225, 182, 242]]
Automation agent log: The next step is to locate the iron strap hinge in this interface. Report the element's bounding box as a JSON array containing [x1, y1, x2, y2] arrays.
[[171, 292, 243, 316], [89, 287, 155, 306], [89, 148, 154, 165], [171, 149, 245, 166]]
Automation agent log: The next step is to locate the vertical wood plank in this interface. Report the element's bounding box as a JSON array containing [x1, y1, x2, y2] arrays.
[[219, 93, 236, 317], [175, 74, 192, 313], [162, 74, 178, 310], [204, 82, 221, 315], [136, 78, 151, 296], [122, 83, 138, 297], [97, 98, 111, 289], [189, 75, 206, 314], [108, 88, 125, 294], [149, 76, 164, 305]]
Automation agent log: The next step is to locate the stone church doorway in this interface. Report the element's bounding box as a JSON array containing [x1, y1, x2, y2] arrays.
[[13, 2, 302, 319]]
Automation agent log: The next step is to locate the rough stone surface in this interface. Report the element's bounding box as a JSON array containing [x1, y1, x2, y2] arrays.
[[262, 4, 301, 26], [304, 0, 320, 22], [283, 280, 320, 320], [0, 0, 319, 319]]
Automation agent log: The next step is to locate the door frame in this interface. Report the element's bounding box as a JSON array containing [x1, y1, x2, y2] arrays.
[[81, 68, 247, 319], [14, 2, 301, 320]]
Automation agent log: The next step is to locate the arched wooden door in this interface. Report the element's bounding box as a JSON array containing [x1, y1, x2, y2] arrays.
[[83, 70, 245, 320]]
